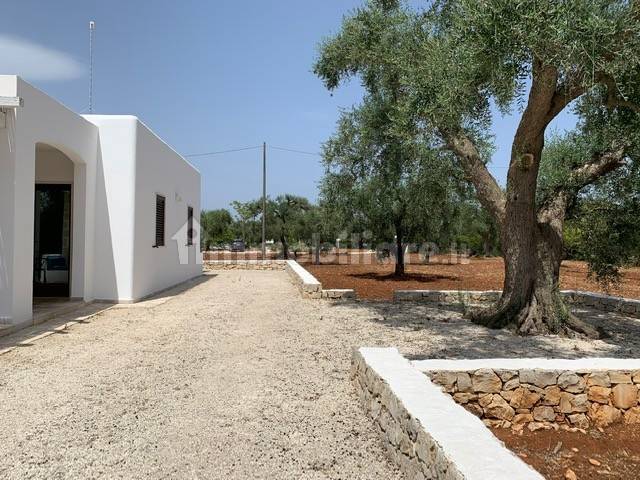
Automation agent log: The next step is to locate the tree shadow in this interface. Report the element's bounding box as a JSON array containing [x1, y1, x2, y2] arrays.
[[324, 299, 640, 360], [347, 272, 458, 283]]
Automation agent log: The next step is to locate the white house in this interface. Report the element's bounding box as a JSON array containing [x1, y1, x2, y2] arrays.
[[0, 75, 202, 329]]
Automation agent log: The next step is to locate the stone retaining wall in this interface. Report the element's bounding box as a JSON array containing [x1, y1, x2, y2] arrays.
[[394, 289, 640, 318], [285, 260, 323, 298], [353, 348, 542, 479], [204, 260, 286, 270], [413, 359, 640, 432], [205, 260, 357, 300], [286, 261, 356, 300], [321, 289, 356, 299]]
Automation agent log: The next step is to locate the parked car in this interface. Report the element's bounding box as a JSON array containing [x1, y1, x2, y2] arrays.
[[230, 239, 246, 252], [38, 254, 69, 284]]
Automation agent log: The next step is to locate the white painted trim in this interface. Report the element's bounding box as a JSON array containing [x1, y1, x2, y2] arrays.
[[359, 347, 543, 479], [286, 260, 321, 286], [412, 357, 640, 373]]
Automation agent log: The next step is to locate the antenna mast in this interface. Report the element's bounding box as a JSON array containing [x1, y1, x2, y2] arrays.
[[89, 21, 95, 113]]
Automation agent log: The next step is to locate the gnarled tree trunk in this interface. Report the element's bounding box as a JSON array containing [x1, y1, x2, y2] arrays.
[[443, 62, 629, 338], [469, 211, 599, 338], [467, 133, 601, 338]]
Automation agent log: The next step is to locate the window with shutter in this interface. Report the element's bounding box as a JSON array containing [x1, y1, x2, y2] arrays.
[[187, 206, 194, 246], [154, 195, 166, 247]]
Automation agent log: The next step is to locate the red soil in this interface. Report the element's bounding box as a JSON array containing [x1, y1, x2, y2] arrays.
[[299, 253, 640, 301], [493, 425, 640, 480]]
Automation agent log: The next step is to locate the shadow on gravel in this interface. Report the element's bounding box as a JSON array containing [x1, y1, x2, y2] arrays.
[[325, 299, 640, 360]]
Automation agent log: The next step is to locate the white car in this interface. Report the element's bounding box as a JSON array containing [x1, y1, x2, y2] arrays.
[[38, 254, 69, 284]]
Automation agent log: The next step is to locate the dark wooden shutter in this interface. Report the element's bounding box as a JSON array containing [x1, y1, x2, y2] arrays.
[[155, 195, 166, 247], [187, 206, 194, 246]]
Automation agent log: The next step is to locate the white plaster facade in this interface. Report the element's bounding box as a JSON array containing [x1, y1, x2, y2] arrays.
[[0, 76, 201, 328]]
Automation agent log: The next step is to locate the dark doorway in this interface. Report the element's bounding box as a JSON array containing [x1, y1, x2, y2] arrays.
[[33, 184, 72, 297]]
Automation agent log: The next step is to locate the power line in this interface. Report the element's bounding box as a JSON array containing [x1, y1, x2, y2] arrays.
[[185, 145, 262, 158], [270, 145, 321, 157]]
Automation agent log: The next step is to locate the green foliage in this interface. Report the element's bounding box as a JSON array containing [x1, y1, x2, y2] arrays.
[[317, 0, 640, 284], [411, 0, 640, 129], [230, 199, 263, 247], [452, 201, 501, 256], [200, 209, 233, 250], [316, 2, 481, 257], [230, 195, 317, 257], [563, 162, 640, 286]]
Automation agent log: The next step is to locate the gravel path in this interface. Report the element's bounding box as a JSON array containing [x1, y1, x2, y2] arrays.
[[2, 270, 640, 479]]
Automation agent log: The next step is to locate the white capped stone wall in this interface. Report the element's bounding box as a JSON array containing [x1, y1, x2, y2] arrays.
[[353, 348, 543, 480], [394, 289, 640, 318], [425, 366, 640, 431]]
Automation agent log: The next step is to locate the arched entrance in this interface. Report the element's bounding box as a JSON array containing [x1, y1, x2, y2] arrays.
[[33, 144, 74, 298]]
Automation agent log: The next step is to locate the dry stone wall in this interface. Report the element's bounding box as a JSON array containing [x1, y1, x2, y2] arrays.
[[205, 260, 356, 300], [204, 260, 286, 270], [427, 368, 640, 432], [353, 348, 542, 480], [394, 289, 640, 318]]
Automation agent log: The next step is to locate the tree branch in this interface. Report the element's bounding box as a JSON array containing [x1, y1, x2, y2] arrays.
[[545, 74, 588, 122], [568, 147, 628, 189], [513, 61, 559, 151], [538, 146, 627, 223], [601, 74, 640, 113], [441, 129, 506, 224]]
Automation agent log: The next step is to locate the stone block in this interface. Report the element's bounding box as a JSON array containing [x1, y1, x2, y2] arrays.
[[512, 413, 534, 425], [587, 386, 611, 404], [484, 395, 515, 421], [533, 406, 556, 422], [453, 392, 477, 404], [510, 387, 541, 410], [567, 413, 590, 429], [586, 372, 611, 388], [559, 392, 588, 414], [612, 384, 638, 409], [503, 378, 520, 391], [557, 371, 585, 393], [609, 371, 632, 384], [623, 407, 640, 424], [496, 370, 518, 382], [519, 369, 558, 388], [456, 372, 473, 393], [588, 404, 622, 428], [541, 386, 561, 406], [430, 371, 458, 393], [472, 369, 502, 393]]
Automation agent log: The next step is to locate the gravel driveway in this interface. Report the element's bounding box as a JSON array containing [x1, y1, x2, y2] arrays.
[[1, 269, 639, 479]]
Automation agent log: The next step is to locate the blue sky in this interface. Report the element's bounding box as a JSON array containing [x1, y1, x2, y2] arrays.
[[3, 0, 577, 211]]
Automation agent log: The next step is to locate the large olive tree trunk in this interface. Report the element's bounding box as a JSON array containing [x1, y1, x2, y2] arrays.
[[469, 201, 599, 337], [445, 64, 625, 338]]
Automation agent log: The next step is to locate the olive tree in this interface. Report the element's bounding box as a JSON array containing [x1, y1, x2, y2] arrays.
[[320, 95, 468, 274], [316, 0, 640, 336]]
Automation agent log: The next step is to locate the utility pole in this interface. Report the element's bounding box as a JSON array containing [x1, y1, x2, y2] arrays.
[[261, 142, 267, 259], [89, 21, 95, 113]]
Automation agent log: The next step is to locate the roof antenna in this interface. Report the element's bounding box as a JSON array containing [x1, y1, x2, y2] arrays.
[[89, 21, 95, 113]]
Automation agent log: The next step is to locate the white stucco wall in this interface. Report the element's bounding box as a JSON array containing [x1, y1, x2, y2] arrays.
[[83, 116, 138, 302], [0, 76, 98, 326], [84, 116, 201, 302], [0, 76, 202, 325], [35, 145, 75, 183], [131, 120, 201, 301]]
